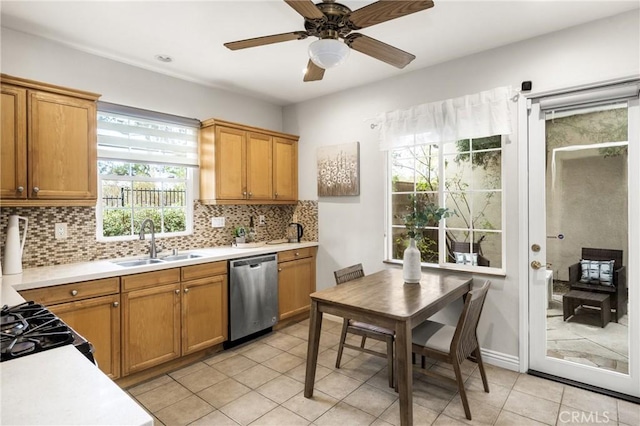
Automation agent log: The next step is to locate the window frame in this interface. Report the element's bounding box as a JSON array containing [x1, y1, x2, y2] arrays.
[[385, 136, 506, 275], [96, 162, 194, 242]]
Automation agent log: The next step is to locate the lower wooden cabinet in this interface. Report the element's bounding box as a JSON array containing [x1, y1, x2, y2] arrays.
[[182, 274, 228, 355], [19, 277, 121, 379], [278, 248, 317, 320], [120, 262, 228, 376], [49, 294, 121, 379], [121, 282, 181, 376]]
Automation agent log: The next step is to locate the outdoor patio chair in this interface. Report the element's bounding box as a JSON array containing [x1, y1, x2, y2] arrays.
[[567, 248, 627, 321]]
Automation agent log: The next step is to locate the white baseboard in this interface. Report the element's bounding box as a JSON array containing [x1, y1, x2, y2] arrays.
[[481, 348, 520, 372]]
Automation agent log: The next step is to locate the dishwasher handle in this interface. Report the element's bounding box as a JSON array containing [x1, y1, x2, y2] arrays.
[[230, 254, 277, 268]]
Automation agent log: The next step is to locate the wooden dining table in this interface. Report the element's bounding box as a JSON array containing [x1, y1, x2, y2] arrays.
[[304, 267, 472, 426]]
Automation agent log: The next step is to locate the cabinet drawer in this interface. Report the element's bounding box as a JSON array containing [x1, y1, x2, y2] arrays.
[[182, 261, 227, 281], [121, 268, 181, 292], [20, 277, 119, 305], [278, 247, 315, 263]]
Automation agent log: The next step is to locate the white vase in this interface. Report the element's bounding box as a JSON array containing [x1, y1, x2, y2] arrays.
[[403, 237, 422, 284]]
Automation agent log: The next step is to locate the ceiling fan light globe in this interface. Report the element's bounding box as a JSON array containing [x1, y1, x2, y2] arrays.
[[308, 39, 350, 69]]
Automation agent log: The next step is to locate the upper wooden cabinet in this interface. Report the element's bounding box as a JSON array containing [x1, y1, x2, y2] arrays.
[[199, 118, 298, 204], [0, 74, 100, 207]]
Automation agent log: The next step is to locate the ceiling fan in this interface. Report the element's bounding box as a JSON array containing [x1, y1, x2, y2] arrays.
[[224, 0, 435, 82]]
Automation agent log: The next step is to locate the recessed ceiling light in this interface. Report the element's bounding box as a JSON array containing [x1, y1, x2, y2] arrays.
[[155, 54, 173, 63]]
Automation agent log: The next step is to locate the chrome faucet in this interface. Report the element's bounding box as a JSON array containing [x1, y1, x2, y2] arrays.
[[139, 219, 158, 259]]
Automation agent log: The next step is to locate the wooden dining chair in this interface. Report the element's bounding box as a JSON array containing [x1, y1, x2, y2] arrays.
[[334, 264, 395, 388], [411, 280, 491, 420]]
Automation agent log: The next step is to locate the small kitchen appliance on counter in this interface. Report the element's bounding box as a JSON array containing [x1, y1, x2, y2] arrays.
[[287, 223, 304, 243], [2, 215, 28, 275], [0, 301, 95, 363]]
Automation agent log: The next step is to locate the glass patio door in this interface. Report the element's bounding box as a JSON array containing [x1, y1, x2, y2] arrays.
[[528, 82, 639, 396]]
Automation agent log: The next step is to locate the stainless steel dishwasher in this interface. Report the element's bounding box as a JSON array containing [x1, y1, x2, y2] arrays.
[[229, 253, 279, 341]]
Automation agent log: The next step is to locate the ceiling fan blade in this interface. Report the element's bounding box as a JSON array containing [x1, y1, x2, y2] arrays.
[[284, 0, 325, 20], [348, 1, 434, 29], [225, 31, 308, 50], [345, 34, 415, 68], [304, 59, 325, 82]]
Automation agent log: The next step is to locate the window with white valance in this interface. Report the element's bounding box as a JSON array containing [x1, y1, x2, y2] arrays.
[[376, 86, 513, 151], [382, 86, 512, 273]]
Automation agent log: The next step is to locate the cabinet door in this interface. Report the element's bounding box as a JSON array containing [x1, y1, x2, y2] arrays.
[[122, 283, 181, 375], [182, 275, 228, 355], [246, 132, 273, 200], [278, 257, 313, 320], [1, 84, 27, 199], [273, 137, 297, 201], [28, 90, 97, 200], [215, 126, 246, 199], [49, 294, 121, 379]]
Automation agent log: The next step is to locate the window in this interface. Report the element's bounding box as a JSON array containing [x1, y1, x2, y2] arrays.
[[96, 103, 199, 240], [388, 136, 504, 272]]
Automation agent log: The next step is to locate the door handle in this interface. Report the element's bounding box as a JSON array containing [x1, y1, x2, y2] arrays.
[[531, 260, 543, 270]]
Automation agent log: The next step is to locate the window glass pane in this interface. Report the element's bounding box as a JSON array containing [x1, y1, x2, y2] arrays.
[[415, 156, 440, 191], [391, 153, 415, 192], [132, 182, 161, 207], [445, 192, 470, 229], [444, 155, 472, 190], [163, 208, 186, 233], [391, 227, 408, 261], [392, 193, 412, 226], [99, 161, 130, 176], [472, 191, 502, 230], [476, 231, 502, 269], [163, 182, 187, 207], [131, 164, 152, 177], [472, 135, 502, 151], [134, 209, 160, 234], [102, 209, 132, 237], [101, 180, 130, 208], [472, 151, 502, 189]]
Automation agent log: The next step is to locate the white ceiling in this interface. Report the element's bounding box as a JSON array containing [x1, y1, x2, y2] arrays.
[[2, 1, 638, 106]]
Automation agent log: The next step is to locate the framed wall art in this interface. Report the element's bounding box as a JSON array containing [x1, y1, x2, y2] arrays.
[[317, 142, 360, 197]]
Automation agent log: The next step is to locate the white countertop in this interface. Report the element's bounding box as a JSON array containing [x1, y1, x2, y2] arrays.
[[1, 347, 153, 426], [0, 241, 317, 426], [1, 241, 319, 293]]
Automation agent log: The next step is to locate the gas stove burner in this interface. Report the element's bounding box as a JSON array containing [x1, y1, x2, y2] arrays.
[[1, 301, 75, 362]]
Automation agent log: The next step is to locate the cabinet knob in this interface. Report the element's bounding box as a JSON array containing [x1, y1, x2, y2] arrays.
[[71, 290, 78, 296], [243, 190, 247, 196], [248, 192, 252, 198], [33, 187, 40, 193], [17, 186, 24, 193], [175, 289, 180, 294], [184, 288, 190, 293], [274, 192, 278, 198], [295, 252, 299, 256], [278, 268, 282, 272], [113, 301, 119, 307]]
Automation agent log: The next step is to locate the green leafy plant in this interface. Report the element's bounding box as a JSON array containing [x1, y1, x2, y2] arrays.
[[402, 194, 454, 239], [233, 226, 247, 238]]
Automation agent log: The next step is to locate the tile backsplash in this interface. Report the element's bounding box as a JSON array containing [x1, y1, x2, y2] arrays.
[[0, 200, 317, 269]]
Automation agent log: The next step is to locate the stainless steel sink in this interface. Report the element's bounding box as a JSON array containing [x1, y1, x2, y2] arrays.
[[114, 258, 166, 267], [160, 253, 203, 262]]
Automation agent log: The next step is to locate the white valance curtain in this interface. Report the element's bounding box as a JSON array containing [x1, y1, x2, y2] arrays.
[[375, 86, 513, 150]]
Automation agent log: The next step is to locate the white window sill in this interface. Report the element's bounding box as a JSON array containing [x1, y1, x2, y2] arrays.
[[383, 259, 507, 277]]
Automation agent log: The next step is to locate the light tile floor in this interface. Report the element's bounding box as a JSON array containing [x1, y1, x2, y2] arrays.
[[125, 317, 639, 426]]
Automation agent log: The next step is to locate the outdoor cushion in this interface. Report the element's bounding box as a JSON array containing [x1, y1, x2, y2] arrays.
[[580, 259, 615, 285], [454, 252, 478, 266]]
